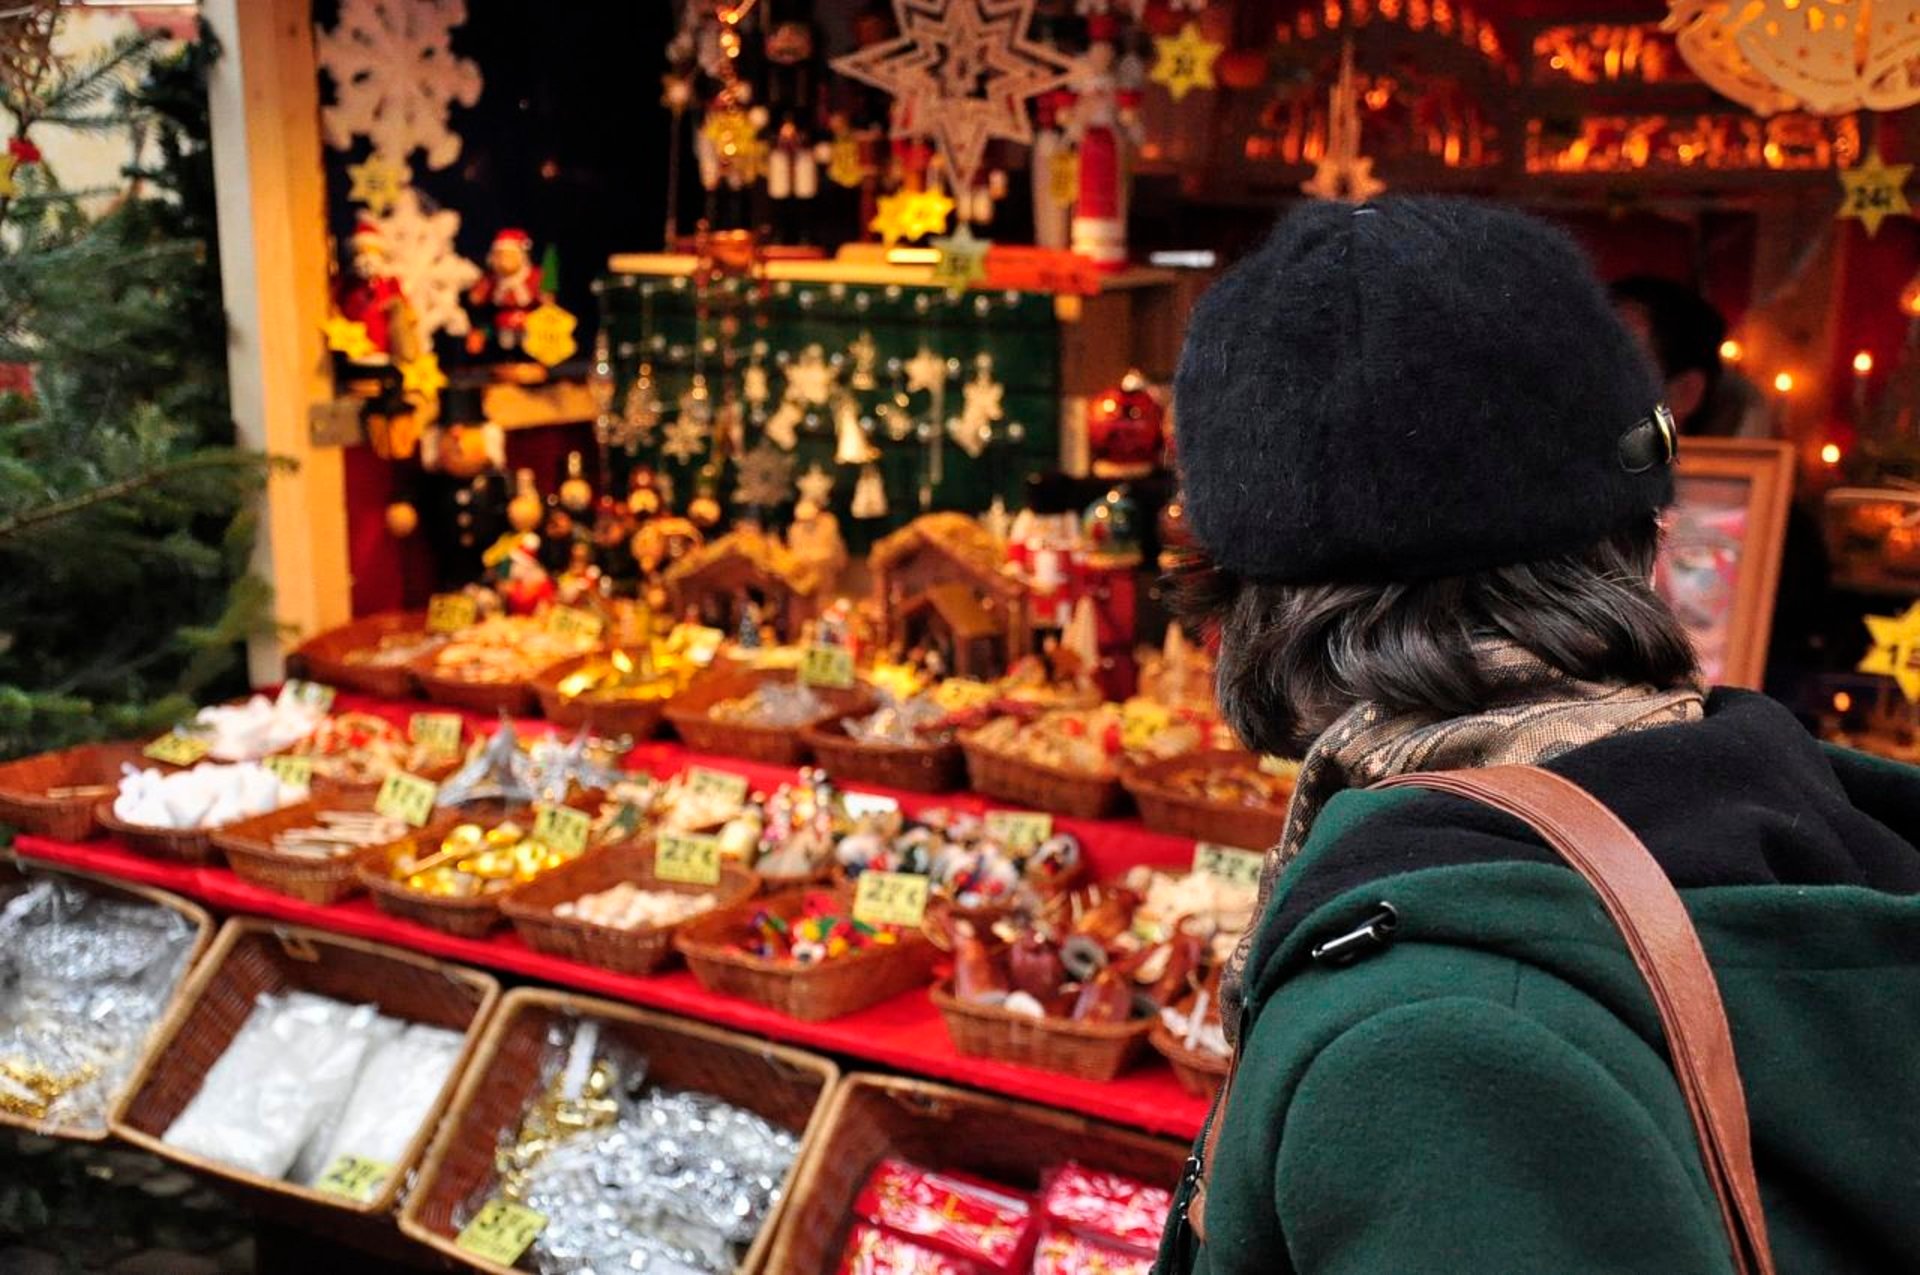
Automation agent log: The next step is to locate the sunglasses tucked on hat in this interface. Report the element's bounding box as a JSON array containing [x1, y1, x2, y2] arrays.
[[1173, 196, 1676, 584]]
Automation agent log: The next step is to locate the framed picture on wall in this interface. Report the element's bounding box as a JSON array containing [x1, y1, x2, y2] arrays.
[[1654, 438, 1796, 690]]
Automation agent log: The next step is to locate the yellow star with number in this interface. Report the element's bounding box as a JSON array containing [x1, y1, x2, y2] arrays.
[[1151, 22, 1223, 103], [1838, 151, 1913, 237], [1859, 601, 1920, 701], [931, 224, 991, 294], [345, 154, 410, 215], [400, 351, 446, 400], [870, 186, 954, 245], [702, 109, 769, 183], [323, 312, 377, 361], [0, 154, 17, 199], [522, 300, 578, 368]]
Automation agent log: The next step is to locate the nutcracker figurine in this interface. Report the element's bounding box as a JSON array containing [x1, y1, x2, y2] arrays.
[[465, 228, 543, 360], [1065, 20, 1144, 269]]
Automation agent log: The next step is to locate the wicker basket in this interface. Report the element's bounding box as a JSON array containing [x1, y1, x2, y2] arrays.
[[1149, 1017, 1230, 1100], [211, 797, 387, 906], [353, 811, 517, 939], [412, 657, 544, 717], [665, 670, 875, 766], [531, 653, 675, 740], [675, 888, 938, 1022], [930, 980, 1155, 1082], [94, 800, 226, 865], [1121, 750, 1291, 851], [0, 861, 214, 1141], [108, 918, 499, 1215], [0, 741, 153, 841], [801, 717, 964, 794], [960, 737, 1127, 820], [763, 1074, 1188, 1275], [500, 843, 760, 977], [287, 611, 434, 700], [398, 987, 838, 1275]]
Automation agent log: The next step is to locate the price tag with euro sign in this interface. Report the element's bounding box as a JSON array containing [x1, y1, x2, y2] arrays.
[[853, 870, 930, 929], [456, 1198, 548, 1266], [546, 606, 603, 642], [277, 679, 336, 713], [264, 754, 313, 789], [375, 771, 439, 828], [1194, 842, 1265, 892], [533, 803, 591, 856], [409, 712, 464, 759], [314, 1154, 391, 1203], [143, 732, 210, 766], [686, 767, 749, 806], [985, 810, 1052, 852], [426, 592, 478, 633], [799, 644, 855, 689], [655, 831, 722, 885]]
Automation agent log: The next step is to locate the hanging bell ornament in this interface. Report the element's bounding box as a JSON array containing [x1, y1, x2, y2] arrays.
[[851, 464, 889, 519]]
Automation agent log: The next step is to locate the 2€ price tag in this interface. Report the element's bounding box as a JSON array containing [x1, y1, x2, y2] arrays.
[[426, 592, 478, 633], [1194, 842, 1265, 892], [409, 712, 464, 758], [985, 810, 1052, 852], [533, 803, 591, 856], [853, 870, 930, 929], [313, 1153, 392, 1204], [375, 770, 439, 828], [456, 1198, 548, 1267], [655, 831, 721, 885], [799, 644, 855, 689], [547, 606, 604, 642], [277, 679, 336, 713], [685, 766, 748, 807], [143, 732, 210, 766], [264, 754, 313, 789]]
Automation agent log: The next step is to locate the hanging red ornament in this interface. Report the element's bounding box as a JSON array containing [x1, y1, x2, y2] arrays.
[[1086, 369, 1167, 479], [7, 135, 40, 164], [1217, 48, 1270, 90]]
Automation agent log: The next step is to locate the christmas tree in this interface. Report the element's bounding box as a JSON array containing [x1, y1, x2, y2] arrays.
[[0, 15, 272, 760]]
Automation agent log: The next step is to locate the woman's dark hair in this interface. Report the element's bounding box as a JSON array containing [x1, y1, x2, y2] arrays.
[[1168, 516, 1700, 757]]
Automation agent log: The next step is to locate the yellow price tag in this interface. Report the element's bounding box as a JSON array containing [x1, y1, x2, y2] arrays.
[[935, 678, 999, 711], [409, 712, 465, 758], [264, 754, 313, 789], [143, 732, 210, 766], [1194, 842, 1265, 892], [799, 644, 855, 689], [277, 679, 336, 712], [985, 810, 1052, 852], [375, 770, 439, 828], [853, 870, 930, 928], [533, 803, 592, 855], [685, 766, 748, 806], [655, 831, 721, 885], [456, 1197, 548, 1267], [426, 592, 478, 633], [547, 606, 604, 642], [313, 1153, 392, 1204]]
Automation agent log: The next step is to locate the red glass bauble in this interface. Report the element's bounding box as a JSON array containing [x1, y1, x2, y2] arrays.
[[1087, 370, 1166, 479]]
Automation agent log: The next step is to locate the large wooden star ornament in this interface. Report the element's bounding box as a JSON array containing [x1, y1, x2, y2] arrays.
[[1859, 601, 1920, 701], [1837, 151, 1913, 238], [833, 0, 1075, 192]]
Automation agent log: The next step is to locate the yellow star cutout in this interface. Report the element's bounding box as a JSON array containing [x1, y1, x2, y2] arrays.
[[323, 312, 377, 361], [400, 351, 447, 400], [1151, 23, 1223, 103], [522, 301, 578, 368], [870, 187, 955, 245], [1838, 152, 1913, 237], [345, 154, 410, 215], [827, 134, 870, 189], [0, 154, 17, 199], [702, 109, 769, 182], [1859, 601, 1920, 701], [931, 224, 991, 294]]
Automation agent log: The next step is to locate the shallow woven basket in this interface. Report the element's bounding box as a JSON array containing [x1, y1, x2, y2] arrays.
[[675, 888, 938, 1022], [211, 797, 386, 906], [0, 741, 154, 841], [531, 653, 675, 740], [287, 611, 433, 700], [665, 669, 876, 766], [108, 918, 499, 1215], [500, 842, 761, 977], [1149, 1017, 1230, 1101], [763, 1073, 1188, 1275], [353, 811, 520, 939], [411, 656, 545, 718], [930, 979, 1156, 1082], [95, 800, 227, 865], [0, 861, 214, 1141], [960, 737, 1127, 820], [1121, 750, 1291, 851], [801, 717, 964, 794], [398, 987, 838, 1275]]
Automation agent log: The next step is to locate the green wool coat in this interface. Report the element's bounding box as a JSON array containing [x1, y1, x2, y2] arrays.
[[1156, 691, 1920, 1275]]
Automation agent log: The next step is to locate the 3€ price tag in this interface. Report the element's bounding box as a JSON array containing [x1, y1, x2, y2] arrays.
[[143, 732, 209, 767], [533, 803, 591, 856], [375, 770, 439, 828], [313, 1153, 392, 1204], [426, 592, 478, 633], [799, 644, 855, 689], [456, 1198, 548, 1267], [277, 679, 336, 713], [547, 606, 604, 642], [655, 831, 721, 885], [985, 810, 1052, 852], [1194, 842, 1265, 892], [685, 766, 748, 807], [409, 712, 465, 758], [264, 754, 313, 789], [853, 870, 930, 929]]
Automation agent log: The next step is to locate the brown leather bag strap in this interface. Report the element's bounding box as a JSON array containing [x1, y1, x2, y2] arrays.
[[1375, 765, 1775, 1275]]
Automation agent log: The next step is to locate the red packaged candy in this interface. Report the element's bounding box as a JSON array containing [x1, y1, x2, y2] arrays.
[[1031, 1223, 1155, 1275], [854, 1158, 1037, 1271], [1038, 1163, 1172, 1254], [838, 1223, 985, 1275]]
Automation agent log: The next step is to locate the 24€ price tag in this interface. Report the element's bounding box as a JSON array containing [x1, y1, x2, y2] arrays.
[[655, 831, 721, 885], [853, 870, 929, 929], [277, 679, 336, 713], [375, 770, 439, 828], [143, 732, 210, 766], [426, 592, 477, 633], [799, 644, 855, 689], [456, 1198, 547, 1267], [533, 803, 591, 856], [546, 606, 604, 642], [985, 810, 1052, 852], [313, 1153, 392, 1204], [685, 767, 748, 806], [264, 754, 313, 789], [409, 712, 464, 758], [1194, 842, 1265, 892]]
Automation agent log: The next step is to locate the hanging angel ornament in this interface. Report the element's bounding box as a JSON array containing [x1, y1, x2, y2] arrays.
[[949, 355, 1004, 457], [621, 368, 662, 446], [848, 331, 879, 391], [834, 395, 881, 465], [764, 399, 804, 450]]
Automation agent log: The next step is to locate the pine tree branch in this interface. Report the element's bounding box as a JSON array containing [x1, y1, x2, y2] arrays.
[[0, 451, 262, 543]]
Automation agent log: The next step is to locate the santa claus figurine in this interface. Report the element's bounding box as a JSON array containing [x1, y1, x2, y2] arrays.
[[497, 534, 557, 615], [465, 228, 543, 360], [335, 218, 421, 365]]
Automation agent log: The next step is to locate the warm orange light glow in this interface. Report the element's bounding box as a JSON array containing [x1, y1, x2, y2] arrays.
[[1719, 339, 1743, 362], [1774, 371, 1796, 394], [1833, 691, 1854, 713], [1854, 350, 1875, 374], [1821, 442, 1843, 464]]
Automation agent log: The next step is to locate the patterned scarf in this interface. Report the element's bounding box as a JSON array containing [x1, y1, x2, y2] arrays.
[[1220, 643, 1705, 1040]]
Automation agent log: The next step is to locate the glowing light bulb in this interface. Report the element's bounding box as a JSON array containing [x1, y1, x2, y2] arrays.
[[1854, 350, 1875, 374], [1719, 339, 1743, 363], [1833, 691, 1854, 713], [1773, 371, 1795, 394], [1820, 442, 1843, 465]]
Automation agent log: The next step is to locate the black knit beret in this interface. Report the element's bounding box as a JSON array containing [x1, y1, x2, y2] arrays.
[[1173, 196, 1675, 583]]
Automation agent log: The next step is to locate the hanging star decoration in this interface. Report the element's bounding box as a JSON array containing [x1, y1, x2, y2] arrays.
[[950, 362, 1005, 457], [345, 154, 411, 214], [399, 351, 447, 399], [931, 224, 992, 294], [784, 344, 838, 405], [323, 312, 378, 361], [734, 444, 797, 508], [1302, 42, 1385, 202], [1859, 601, 1920, 701], [1150, 22, 1223, 102], [661, 411, 710, 463], [522, 301, 579, 367], [796, 462, 837, 508], [871, 185, 956, 245], [1838, 151, 1914, 238], [832, 0, 1076, 192], [905, 346, 949, 395]]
